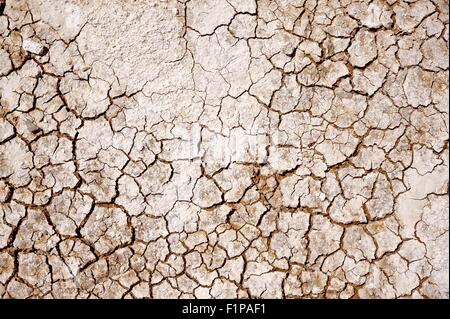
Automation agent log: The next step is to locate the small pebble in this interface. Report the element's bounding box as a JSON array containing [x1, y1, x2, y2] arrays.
[[25, 119, 41, 134], [22, 38, 46, 56]]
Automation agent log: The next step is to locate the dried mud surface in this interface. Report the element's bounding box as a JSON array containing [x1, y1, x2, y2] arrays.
[[0, 0, 448, 299]]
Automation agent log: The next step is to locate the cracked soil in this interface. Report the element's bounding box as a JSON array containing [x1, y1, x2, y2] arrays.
[[0, 0, 448, 299]]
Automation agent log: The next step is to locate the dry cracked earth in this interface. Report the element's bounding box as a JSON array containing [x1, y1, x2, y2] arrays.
[[0, 0, 449, 299]]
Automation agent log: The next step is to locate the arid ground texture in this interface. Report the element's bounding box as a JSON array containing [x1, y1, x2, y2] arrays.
[[0, 0, 448, 298]]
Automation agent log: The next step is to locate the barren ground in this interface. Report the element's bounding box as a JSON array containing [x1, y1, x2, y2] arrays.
[[0, 0, 448, 298]]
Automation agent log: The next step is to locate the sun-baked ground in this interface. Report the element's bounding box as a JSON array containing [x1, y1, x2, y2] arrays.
[[0, 0, 448, 298]]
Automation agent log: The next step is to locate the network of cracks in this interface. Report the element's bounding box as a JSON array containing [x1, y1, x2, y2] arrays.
[[0, 0, 448, 299]]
